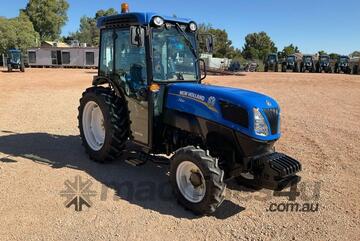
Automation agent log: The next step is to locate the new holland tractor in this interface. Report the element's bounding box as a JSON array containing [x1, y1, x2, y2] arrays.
[[334, 55, 351, 74], [316, 55, 332, 73], [300, 55, 316, 72], [264, 53, 279, 72], [281, 54, 300, 72], [78, 4, 302, 215], [6, 49, 25, 72]]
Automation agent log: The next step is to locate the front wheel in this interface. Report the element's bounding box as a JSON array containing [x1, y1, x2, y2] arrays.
[[170, 146, 226, 215], [78, 87, 130, 163]]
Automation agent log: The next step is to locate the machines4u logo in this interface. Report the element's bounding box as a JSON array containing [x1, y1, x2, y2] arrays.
[[60, 176, 97, 211]]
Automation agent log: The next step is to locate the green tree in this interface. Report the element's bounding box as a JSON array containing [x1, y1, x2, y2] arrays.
[[242, 32, 277, 60], [0, 12, 39, 54], [350, 51, 360, 57], [329, 53, 339, 60], [69, 8, 118, 46], [278, 44, 300, 59], [25, 0, 69, 41], [318, 50, 327, 56], [198, 23, 242, 59]]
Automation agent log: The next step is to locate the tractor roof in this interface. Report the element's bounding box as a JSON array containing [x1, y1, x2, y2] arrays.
[[97, 12, 192, 28]]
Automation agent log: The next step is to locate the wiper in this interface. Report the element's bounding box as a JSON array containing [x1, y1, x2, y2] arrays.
[[175, 23, 198, 60]]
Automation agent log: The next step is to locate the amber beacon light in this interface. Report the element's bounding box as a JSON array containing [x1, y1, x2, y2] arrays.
[[121, 3, 129, 13]]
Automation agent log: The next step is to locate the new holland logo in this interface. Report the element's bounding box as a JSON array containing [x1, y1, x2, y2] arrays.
[[266, 100, 272, 107], [207, 96, 216, 107]]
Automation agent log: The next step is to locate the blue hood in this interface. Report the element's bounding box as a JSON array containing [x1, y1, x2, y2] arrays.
[[165, 82, 281, 141]]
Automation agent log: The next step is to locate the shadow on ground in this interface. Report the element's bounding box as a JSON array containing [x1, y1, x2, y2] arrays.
[[0, 131, 244, 219]]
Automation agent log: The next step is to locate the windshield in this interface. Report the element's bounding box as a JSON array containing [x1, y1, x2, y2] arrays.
[[340, 57, 348, 63], [268, 55, 276, 61], [304, 56, 312, 62], [320, 56, 329, 62], [10, 51, 21, 62], [152, 26, 198, 82], [287, 56, 295, 62]]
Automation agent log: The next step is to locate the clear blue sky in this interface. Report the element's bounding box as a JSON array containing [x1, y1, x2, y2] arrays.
[[2, 0, 360, 54]]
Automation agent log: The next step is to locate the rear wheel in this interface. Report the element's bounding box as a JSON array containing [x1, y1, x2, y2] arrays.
[[170, 146, 226, 215], [78, 87, 130, 163]]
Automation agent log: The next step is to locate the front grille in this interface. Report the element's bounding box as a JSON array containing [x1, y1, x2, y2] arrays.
[[220, 101, 249, 128], [263, 108, 279, 135]]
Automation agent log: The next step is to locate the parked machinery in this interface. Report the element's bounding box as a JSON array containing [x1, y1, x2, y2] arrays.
[[281, 54, 300, 72], [300, 55, 316, 72], [316, 55, 332, 73], [334, 55, 351, 74], [350, 57, 360, 75], [264, 53, 279, 72], [6, 49, 25, 72]]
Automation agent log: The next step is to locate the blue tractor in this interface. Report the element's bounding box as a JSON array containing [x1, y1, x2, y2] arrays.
[[78, 5, 302, 215], [6, 49, 25, 72]]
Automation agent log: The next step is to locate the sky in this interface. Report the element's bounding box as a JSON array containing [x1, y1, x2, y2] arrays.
[[2, 0, 360, 55]]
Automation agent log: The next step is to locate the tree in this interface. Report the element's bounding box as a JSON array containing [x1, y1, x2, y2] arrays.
[[69, 8, 118, 46], [278, 44, 300, 59], [318, 50, 327, 56], [242, 32, 277, 60], [25, 0, 69, 41], [0, 12, 39, 54], [350, 51, 360, 57], [329, 53, 339, 60], [198, 23, 242, 59]]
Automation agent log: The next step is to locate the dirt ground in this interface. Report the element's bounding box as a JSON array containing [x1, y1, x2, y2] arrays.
[[0, 68, 359, 241]]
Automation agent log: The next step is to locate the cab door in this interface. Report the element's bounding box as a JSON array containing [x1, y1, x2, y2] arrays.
[[113, 28, 149, 145]]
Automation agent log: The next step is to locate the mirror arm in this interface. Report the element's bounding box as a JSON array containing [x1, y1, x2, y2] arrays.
[[199, 58, 207, 83]]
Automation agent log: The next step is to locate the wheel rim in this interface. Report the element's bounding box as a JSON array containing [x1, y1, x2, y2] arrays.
[[176, 161, 206, 203], [82, 101, 105, 151]]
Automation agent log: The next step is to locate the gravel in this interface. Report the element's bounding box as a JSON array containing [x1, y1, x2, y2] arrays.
[[0, 68, 359, 240]]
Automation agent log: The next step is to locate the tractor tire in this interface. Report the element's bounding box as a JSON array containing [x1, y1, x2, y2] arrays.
[[170, 146, 226, 215], [78, 86, 130, 163], [282, 65, 286, 72], [275, 65, 278, 72], [7, 64, 12, 72], [20, 65, 25, 72]]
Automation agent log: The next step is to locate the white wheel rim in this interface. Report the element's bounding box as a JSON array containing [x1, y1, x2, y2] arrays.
[[82, 101, 105, 151], [176, 161, 206, 203]]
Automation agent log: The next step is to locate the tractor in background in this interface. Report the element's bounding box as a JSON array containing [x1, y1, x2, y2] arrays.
[[281, 54, 300, 72], [334, 55, 351, 74], [6, 49, 25, 72], [300, 55, 316, 72], [264, 53, 279, 72], [78, 4, 302, 215], [316, 55, 332, 73]]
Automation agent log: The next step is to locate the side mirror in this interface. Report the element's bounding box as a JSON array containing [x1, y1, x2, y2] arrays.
[[198, 34, 214, 54], [130, 26, 145, 47]]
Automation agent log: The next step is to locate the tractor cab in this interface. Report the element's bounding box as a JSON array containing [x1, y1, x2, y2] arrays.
[[6, 49, 25, 72], [79, 4, 301, 215], [264, 53, 279, 72], [335, 55, 351, 74], [300, 55, 315, 72], [317, 55, 332, 73]]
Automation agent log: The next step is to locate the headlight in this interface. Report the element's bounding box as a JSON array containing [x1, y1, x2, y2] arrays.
[[253, 108, 269, 136], [189, 22, 197, 32], [152, 16, 164, 27]]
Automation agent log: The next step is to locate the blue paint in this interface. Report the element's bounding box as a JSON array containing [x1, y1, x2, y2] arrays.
[[166, 83, 281, 141]]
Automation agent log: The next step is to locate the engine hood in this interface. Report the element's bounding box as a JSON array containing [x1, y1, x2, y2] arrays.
[[165, 82, 280, 141]]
